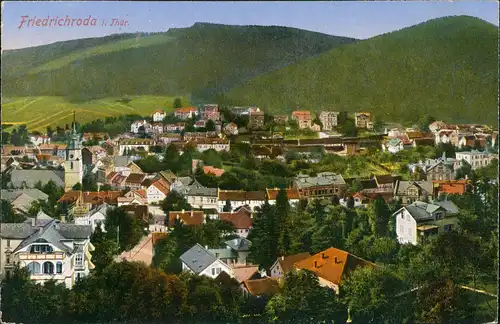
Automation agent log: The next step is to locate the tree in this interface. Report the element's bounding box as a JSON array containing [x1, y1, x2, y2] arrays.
[[173, 97, 182, 108], [104, 207, 144, 252], [72, 182, 82, 191], [340, 118, 358, 137], [202, 149, 223, 167], [161, 191, 192, 217], [205, 119, 216, 131], [369, 196, 391, 237], [1, 199, 26, 223], [223, 199, 232, 212], [90, 226, 119, 272], [342, 266, 413, 324], [163, 144, 180, 172], [46, 126, 54, 138], [265, 270, 347, 323], [418, 115, 436, 133], [248, 200, 278, 269]]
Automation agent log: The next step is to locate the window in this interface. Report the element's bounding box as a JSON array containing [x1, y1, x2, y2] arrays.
[[43, 262, 54, 274], [216, 268, 221, 275], [212, 268, 216, 276], [75, 253, 84, 266], [56, 262, 63, 274], [7, 239, 11, 247], [70, 162, 74, 169], [444, 224, 453, 232], [6, 255, 10, 264], [27, 262, 41, 274]]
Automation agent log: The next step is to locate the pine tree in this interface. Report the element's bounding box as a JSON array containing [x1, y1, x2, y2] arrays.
[[275, 187, 291, 255]]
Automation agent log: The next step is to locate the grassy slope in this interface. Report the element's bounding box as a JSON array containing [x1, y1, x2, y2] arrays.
[[2, 23, 357, 101], [1, 96, 186, 131], [226, 16, 498, 125]]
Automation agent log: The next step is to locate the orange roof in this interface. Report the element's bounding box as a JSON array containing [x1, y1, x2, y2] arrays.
[[203, 165, 225, 177], [168, 211, 204, 226], [57, 191, 122, 205], [219, 208, 253, 229], [294, 247, 373, 286], [292, 111, 311, 117], [232, 265, 259, 284], [275, 253, 311, 273], [433, 180, 470, 195], [151, 180, 170, 196], [242, 278, 280, 297], [175, 107, 197, 113], [266, 188, 300, 200]]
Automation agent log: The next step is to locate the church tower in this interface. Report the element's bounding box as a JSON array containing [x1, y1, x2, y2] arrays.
[[64, 111, 83, 191]]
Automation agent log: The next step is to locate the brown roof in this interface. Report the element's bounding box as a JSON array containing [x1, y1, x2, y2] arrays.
[[168, 211, 204, 227], [151, 179, 170, 195], [218, 190, 266, 201], [232, 265, 259, 284], [242, 278, 280, 297], [203, 166, 225, 177], [175, 107, 197, 113], [294, 247, 373, 286], [266, 188, 300, 200], [126, 173, 147, 184], [57, 191, 121, 205], [374, 175, 399, 185], [433, 180, 471, 195], [276, 253, 311, 273], [219, 208, 253, 229]]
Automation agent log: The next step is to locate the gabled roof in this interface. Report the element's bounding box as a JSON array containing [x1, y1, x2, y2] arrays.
[[401, 201, 459, 222], [159, 170, 177, 183], [180, 243, 218, 274], [9, 169, 65, 188], [374, 175, 399, 186], [219, 208, 253, 229], [294, 172, 345, 189], [150, 180, 170, 195], [168, 211, 204, 227], [175, 107, 197, 113], [225, 238, 251, 252], [266, 188, 300, 200], [272, 252, 311, 273], [203, 166, 225, 177], [125, 173, 147, 184], [294, 247, 373, 286], [0, 189, 49, 203], [394, 180, 433, 196], [232, 265, 259, 284], [57, 191, 121, 205], [433, 180, 470, 195], [242, 278, 280, 297]]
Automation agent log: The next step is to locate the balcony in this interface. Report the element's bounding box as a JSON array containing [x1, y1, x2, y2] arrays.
[[18, 252, 65, 260]]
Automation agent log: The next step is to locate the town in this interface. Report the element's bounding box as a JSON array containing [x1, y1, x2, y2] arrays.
[[1, 102, 498, 323]]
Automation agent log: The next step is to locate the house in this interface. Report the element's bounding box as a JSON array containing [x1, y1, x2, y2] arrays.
[[354, 113, 372, 129], [340, 192, 368, 208], [180, 243, 234, 279], [223, 238, 252, 266], [168, 210, 205, 228], [194, 120, 207, 129], [319, 111, 340, 131], [184, 131, 219, 141], [292, 172, 346, 199], [248, 110, 265, 129], [203, 166, 225, 177], [119, 139, 154, 155], [232, 265, 260, 284], [373, 175, 400, 190], [455, 150, 497, 170], [130, 120, 151, 134], [219, 207, 253, 238], [266, 188, 300, 206], [184, 180, 218, 210], [124, 173, 147, 189], [435, 129, 459, 147], [425, 159, 455, 181], [150, 122, 165, 134], [174, 107, 198, 120], [158, 170, 177, 185], [0, 215, 94, 288], [294, 247, 373, 293], [146, 179, 170, 204], [223, 122, 239, 136], [240, 277, 280, 298], [432, 180, 471, 198], [0, 189, 49, 214], [394, 200, 459, 245], [269, 252, 311, 278], [291, 111, 312, 129], [382, 138, 404, 153], [121, 204, 149, 224], [202, 105, 221, 122], [73, 203, 111, 232], [393, 180, 434, 205], [82, 146, 107, 166], [152, 110, 166, 122], [195, 138, 230, 152], [218, 190, 267, 212], [57, 191, 121, 209], [156, 133, 182, 145], [170, 176, 195, 194], [273, 115, 288, 125], [165, 123, 186, 133], [117, 189, 148, 206], [9, 169, 65, 188], [30, 134, 51, 146]]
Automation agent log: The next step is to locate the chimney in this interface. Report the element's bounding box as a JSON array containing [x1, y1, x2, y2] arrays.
[[60, 215, 66, 223], [182, 209, 185, 214], [281, 256, 285, 261], [314, 261, 318, 268], [31, 217, 36, 227], [205, 245, 208, 250]]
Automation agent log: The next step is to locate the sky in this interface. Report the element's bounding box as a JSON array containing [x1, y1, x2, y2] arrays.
[[2, 1, 498, 50]]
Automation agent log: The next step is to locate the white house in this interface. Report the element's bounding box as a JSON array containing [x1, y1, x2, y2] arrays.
[[180, 243, 234, 279], [0, 213, 94, 288], [165, 123, 185, 133], [455, 150, 497, 170], [435, 129, 459, 147], [119, 139, 154, 155], [130, 120, 151, 134], [174, 107, 198, 120], [185, 181, 218, 210], [318, 111, 339, 131], [266, 188, 300, 207], [146, 179, 170, 204], [74, 203, 110, 232], [394, 200, 459, 245], [152, 110, 166, 122], [30, 135, 51, 146], [195, 138, 230, 152], [150, 122, 164, 134], [382, 138, 404, 153], [223, 122, 239, 136], [217, 190, 267, 212], [269, 253, 310, 278]]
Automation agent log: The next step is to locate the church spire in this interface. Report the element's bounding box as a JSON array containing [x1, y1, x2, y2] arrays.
[[72, 110, 77, 133]]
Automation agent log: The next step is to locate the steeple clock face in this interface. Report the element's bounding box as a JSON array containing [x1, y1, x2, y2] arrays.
[[70, 154, 74, 159]]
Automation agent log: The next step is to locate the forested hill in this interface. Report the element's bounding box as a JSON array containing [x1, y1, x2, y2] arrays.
[[226, 16, 499, 125], [2, 23, 357, 102]]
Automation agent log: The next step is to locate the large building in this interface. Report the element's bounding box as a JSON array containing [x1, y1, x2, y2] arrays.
[[292, 172, 346, 199], [0, 211, 94, 288], [455, 150, 497, 170], [319, 111, 340, 131], [64, 115, 84, 191]]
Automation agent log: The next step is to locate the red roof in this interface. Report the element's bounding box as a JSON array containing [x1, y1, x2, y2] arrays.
[[203, 166, 225, 177], [266, 188, 300, 200], [168, 211, 204, 226], [292, 111, 311, 119], [219, 208, 253, 229], [151, 180, 170, 195], [433, 180, 470, 195]]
